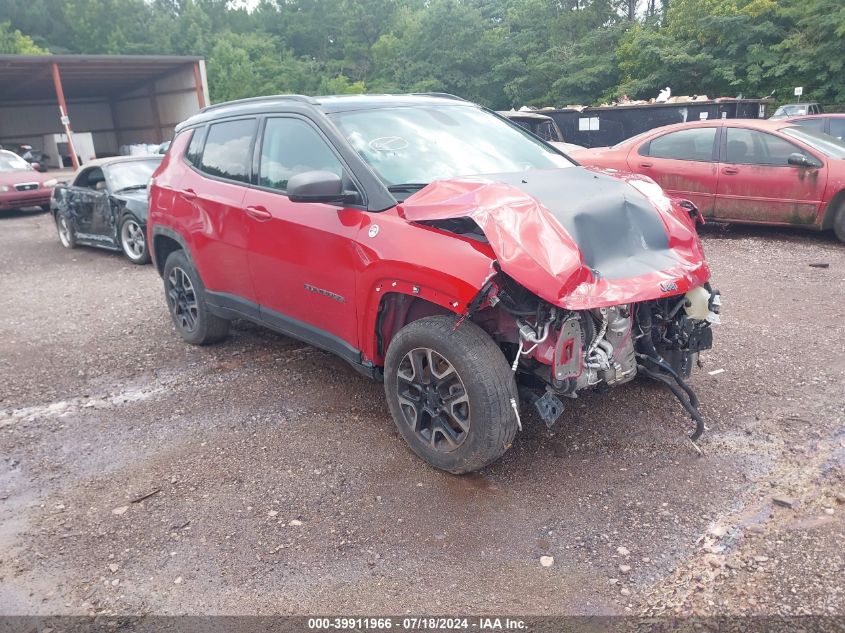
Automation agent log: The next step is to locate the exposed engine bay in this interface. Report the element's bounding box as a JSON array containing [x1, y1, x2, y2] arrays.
[[470, 270, 721, 442], [403, 169, 721, 446]]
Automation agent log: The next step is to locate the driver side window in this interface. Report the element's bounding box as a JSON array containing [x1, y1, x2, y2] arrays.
[[258, 117, 344, 192], [725, 128, 813, 166], [75, 167, 106, 190]]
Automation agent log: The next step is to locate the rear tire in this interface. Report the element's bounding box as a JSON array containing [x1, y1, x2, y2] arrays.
[[55, 213, 76, 249], [383, 315, 519, 474], [833, 203, 845, 243], [162, 250, 229, 345]]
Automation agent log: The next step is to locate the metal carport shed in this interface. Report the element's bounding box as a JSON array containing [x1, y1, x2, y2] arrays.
[[0, 54, 209, 170]]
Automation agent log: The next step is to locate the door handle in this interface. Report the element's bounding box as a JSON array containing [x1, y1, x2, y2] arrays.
[[722, 167, 739, 175], [639, 162, 654, 168], [179, 188, 197, 200], [245, 205, 272, 221]]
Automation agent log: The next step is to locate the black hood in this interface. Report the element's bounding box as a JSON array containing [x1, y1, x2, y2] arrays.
[[489, 168, 678, 280]]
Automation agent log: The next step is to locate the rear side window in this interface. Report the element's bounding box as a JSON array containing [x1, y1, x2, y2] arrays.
[[830, 119, 845, 141], [641, 128, 717, 161], [199, 119, 256, 183], [725, 128, 812, 166], [184, 127, 206, 167], [258, 118, 343, 191]]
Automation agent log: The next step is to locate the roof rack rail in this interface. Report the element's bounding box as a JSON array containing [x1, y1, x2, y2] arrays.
[[409, 92, 467, 102], [200, 94, 317, 113]]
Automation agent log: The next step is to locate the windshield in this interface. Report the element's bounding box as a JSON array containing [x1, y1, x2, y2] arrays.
[[107, 158, 162, 192], [329, 105, 571, 188], [532, 119, 560, 142], [781, 126, 845, 159], [0, 151, 32, 172], [774, 104, 808, 117], [508, 117, 561, 142]]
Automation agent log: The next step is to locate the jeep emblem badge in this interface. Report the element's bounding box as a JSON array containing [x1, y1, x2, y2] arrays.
[[659, 281, 679, 293], [368, 224, 380, 238]]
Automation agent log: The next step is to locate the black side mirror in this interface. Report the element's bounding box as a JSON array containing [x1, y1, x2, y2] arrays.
[[287, 170, 357, 204], [787, 152, 821, 168]]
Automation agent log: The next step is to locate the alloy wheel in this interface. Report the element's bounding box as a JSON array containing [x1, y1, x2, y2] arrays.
[[396, 347, 471, 452], [57, 216, 71, 247], [166, 267, 199, 332], [121, 219, 146, 260]]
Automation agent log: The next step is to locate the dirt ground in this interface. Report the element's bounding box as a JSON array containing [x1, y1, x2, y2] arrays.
[[0, 209, 843, 617]]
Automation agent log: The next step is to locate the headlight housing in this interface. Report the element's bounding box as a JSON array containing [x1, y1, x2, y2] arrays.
[[43, 178, 58, 188]]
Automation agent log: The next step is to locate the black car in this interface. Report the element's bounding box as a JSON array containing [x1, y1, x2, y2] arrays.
[[52, 156, 162, 264]]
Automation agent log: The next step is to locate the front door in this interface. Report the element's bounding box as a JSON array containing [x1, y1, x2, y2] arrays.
[[715, 127, 827, 225], [68, 166, 110, 241], [243, 116, 363, 358], [76, 189, 112, 243], [629, 127, 719, 215]]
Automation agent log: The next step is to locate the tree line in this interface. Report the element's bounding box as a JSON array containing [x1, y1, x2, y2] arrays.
[[1, 0, 843, 109]]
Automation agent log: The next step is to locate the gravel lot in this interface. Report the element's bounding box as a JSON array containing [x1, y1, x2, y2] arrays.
[[0, 209, 843, 617]]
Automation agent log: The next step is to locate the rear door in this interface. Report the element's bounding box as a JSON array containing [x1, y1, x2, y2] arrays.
[[627, 127, 719, 214], [181, 117, 258, 306], [715, 126, 827, 224], [242, 115, 364, 356]]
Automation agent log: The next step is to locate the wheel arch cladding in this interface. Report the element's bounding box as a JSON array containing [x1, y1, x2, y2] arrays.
[[152, 233, 184, 276], [374, 292, 456, 362]]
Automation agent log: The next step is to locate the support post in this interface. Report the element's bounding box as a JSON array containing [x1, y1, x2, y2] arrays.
[[50, 62, 80, 170], [146, 84, 164, 144], [193, 62, 206, 109]]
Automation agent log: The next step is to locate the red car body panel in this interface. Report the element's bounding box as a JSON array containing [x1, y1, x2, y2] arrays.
[[570, 119, 845, 231]]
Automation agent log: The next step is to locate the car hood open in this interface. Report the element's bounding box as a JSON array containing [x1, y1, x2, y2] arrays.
[[399, 167, 709, 310]]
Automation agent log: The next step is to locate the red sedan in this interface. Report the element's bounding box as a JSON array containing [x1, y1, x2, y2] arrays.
[[570, 119, 845, 241], [0, 150, 57, 211]]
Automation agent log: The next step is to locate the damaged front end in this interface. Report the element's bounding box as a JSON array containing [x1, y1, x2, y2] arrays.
[[468, 270, 720, 440], [401, 167, 721, 443]]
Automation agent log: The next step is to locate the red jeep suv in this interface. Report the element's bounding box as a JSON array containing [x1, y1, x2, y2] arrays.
[[148, 94, 720, 473]]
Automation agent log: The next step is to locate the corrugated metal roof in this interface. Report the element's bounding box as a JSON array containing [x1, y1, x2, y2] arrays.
[[0, 54, 202, 102]]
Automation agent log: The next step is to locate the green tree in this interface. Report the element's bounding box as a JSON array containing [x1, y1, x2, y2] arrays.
[[0, 20, 49, 54], [771, 0, 845, 103], [3, 0, 845, 109]]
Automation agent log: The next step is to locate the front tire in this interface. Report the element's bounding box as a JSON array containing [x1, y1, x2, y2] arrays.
[[162, 250, 229, 345], [55, 213, 76, 249], [384, 315, 519, 474], [119, 215, 150, 264]]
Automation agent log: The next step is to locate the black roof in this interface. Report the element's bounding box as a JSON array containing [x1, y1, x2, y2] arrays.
[[176, 93, 470, 131]]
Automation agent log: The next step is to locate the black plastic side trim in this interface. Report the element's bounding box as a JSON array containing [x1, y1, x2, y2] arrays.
[[258, 304, 362, 366], [204, 291, 261, 322], [204, 290, 375, 377], [150, 225, 192, 276]]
